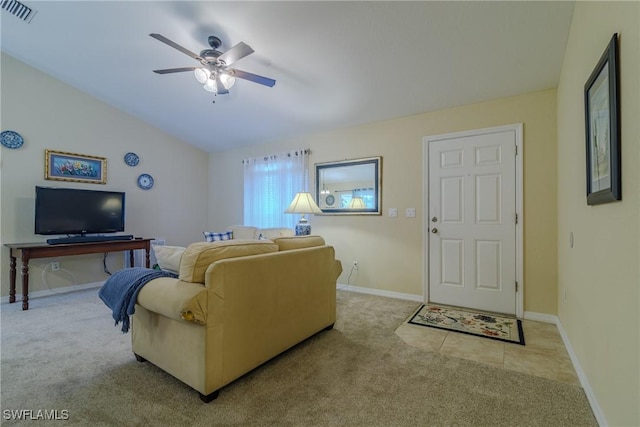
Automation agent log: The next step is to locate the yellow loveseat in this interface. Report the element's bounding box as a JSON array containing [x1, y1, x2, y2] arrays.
[[131, 236, 342, 402]]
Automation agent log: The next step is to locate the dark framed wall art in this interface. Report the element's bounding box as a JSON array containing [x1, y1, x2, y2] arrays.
[[584, 33, 621, 206]]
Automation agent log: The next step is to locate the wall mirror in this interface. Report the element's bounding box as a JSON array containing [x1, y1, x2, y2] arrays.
[[315, 156, 382, 215]]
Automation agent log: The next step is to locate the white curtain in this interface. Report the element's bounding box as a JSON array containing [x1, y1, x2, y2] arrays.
[[243, 149, 310, 228]]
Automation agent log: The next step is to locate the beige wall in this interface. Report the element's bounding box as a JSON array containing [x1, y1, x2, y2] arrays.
[[210, 89, 558, 314], [557, 2, 639, 426], [0, 53, 209, 296]]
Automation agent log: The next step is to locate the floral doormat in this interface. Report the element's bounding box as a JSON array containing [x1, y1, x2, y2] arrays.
[[408, 304, 525, 345]]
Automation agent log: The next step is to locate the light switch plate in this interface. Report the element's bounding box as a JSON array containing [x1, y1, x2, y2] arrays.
[[388, 208, 398, 217], [406, 208, 416, 218]]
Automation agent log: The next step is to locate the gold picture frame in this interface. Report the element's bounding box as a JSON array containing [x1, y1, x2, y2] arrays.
[[45, 149, 107, 184]]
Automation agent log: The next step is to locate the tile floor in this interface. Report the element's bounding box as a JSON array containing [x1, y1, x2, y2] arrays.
[[395, 316, 580, 385]]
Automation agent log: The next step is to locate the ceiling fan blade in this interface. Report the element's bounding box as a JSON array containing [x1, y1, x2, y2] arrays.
[[230, 69, 276, 87], [153, 67, 197, 74], [218, 42, 254, 66], [149, 33, 202, 61]]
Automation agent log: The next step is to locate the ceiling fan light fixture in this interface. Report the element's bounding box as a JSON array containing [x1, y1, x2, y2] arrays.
[[219, 73, 236, 89], [194, 68, 211, 84], [203, 77, 217, 93]]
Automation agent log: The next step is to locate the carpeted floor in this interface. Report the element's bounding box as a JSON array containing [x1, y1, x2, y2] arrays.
[[0, 288, 597, 426]]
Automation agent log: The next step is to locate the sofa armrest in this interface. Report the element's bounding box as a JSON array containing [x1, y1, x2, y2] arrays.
[[137, 277, 208, 324], [334, 259, 343, 281]]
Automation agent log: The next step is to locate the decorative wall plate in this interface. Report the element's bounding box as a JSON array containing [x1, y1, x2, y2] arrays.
[[137, 173, 154, 190], [325, 194, 335, 206], [0, 130, 24, 149], [124, 152, 139, 166]]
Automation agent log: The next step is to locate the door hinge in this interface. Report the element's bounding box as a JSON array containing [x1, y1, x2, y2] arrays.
[[515, 213, 518, 224], [515, 281, 518, 292], [515, 144, 518, 155]]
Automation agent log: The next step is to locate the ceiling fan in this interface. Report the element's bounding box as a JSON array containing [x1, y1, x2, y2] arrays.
[[149, 33, 276, 98]]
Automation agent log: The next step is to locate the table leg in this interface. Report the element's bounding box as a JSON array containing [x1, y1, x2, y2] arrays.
[[129, 250, 134, 268], [145, 246, 150, 268], [9, 255, 16, 304], [20, 258, 29, 310]]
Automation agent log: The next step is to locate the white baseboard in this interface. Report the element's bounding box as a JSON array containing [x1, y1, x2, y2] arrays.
[[523, 310, 558, 323], [524, 311, 606, 426], [337, 283, 423, 302], [1, 281, 104, 305], [555, 318, 606, 426]]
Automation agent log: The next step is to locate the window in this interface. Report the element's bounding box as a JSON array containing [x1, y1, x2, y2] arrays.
[[243, 150, 309, 228]]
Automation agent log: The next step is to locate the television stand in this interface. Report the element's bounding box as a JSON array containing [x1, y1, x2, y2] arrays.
[[4, 238, 153, 310]]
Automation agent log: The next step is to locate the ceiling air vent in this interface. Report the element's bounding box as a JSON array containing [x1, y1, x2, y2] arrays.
[[1, 0, 36, 23]]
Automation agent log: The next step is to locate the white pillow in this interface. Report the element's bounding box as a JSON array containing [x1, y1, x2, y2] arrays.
[[259, 228, 295, 239], [152, 245, 186, 274], [227, 225, 258, 239]]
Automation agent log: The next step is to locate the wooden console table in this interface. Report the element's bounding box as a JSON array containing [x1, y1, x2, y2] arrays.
[[5, 238, 153, 310]]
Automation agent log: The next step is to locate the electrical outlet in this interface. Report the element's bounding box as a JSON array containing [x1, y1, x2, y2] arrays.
[[353, 261, 359, 270], [51, 261, 60, 271]]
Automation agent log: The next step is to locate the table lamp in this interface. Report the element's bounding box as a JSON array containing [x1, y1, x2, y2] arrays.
[[285, 192, 322, 236], [347, 197, 366, 209]]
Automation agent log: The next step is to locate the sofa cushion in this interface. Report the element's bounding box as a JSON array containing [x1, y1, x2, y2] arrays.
[[226, 225, 258, 240], [153, 245, 186, 274], [203, 231, 233, 242], [179, 240, 279, 283], [272, 235, 325, 251], [258, 228, 295, 240], [136, 277, 208, 325]]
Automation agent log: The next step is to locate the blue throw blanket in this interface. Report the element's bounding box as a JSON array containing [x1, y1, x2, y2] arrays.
[[99, 267, 177, 333]]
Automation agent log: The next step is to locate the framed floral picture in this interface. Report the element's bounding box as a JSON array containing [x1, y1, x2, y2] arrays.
[[45, 149, 107, 184], [584, 33, 620, 205]]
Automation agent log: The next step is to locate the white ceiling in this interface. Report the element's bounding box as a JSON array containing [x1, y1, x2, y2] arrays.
[[1, 1, 574, 153]]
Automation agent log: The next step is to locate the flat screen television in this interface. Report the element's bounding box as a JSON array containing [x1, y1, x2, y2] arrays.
[[35, 186, 126, 236]]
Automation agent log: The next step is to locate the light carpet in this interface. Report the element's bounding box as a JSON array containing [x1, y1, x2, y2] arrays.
[[408, 304, 525, 345], [1, 288, 596, 426]]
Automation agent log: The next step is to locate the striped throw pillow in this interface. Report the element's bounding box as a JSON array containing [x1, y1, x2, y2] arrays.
[[203, 231, 233, 242]]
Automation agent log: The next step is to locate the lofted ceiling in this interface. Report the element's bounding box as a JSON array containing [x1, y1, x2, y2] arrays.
[[0, 1, 574, 153]]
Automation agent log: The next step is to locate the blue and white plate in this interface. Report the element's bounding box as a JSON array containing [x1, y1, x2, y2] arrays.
[[124, 152, 139, 166], [0, 130, 24, 149], [137, 173, 154, 190]]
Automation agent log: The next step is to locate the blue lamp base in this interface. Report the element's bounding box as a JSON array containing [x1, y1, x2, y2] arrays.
[[295, 222, 311, 236]]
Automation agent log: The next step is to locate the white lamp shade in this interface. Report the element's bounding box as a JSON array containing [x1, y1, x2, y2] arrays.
[[203, 77, 217, 93], [347, 197, 366, 209], [220, 73, 236, 89], [194, 68, 211, 84], [284, 192, 323, 214]]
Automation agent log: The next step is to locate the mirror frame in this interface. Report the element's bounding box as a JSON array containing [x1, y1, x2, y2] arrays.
[[315, 156, 382, 215]]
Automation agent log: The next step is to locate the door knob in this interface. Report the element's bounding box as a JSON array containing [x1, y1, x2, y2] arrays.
[[431, 228, 438, 234], [432, 216, 438, 222]]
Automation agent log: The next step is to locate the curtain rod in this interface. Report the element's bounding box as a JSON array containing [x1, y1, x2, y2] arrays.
[[242, 149, 311, 164]]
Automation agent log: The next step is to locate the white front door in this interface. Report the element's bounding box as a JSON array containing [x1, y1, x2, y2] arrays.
[[426, 125, 521, 315]]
